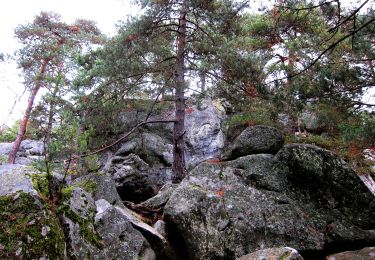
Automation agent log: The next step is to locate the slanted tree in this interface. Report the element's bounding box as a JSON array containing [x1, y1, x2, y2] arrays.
[[8, 12, 103, 164]]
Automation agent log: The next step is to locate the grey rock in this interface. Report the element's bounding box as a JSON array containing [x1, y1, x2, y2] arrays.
[[0, 164, 38, 196], [164, 144, 375, 259], [185, 98, 227, 168], [108, 153, 158, 203], [73, 173, 123, 206], [237, 247, 304, 260], [139, 183, 178, 210], [326, 247, 375, 260], [95, 206, 156, 260], [222, 125, 284, 160]]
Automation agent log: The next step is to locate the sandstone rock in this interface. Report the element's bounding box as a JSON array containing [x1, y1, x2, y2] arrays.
[[164, 144, 375, 259], [60, 187, 156, 259], [0, 191, 65, 259], [237, 247, 304, 260], [0, 164, 38, 196], [185, 98, 226, 168], [73, 173, 123, 206], [222, 125, 284, 160], [139, 183, 178, 210], [108, 153, 158, 203], [326, 247, 375, 260]]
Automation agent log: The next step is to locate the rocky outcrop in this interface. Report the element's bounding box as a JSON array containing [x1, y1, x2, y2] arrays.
[[222, 125, 284, 160], [237, 247, 304, 260], [326, 247, 375, 260], [0, 165, 38, 196], [105, 98, 227, 203], [0, 139, 44, 165], [164, 144, 375, 259]]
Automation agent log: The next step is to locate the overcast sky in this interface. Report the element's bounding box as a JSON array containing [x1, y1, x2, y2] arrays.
[[0, 0, 138, 126], [0, 0, 373, 127]]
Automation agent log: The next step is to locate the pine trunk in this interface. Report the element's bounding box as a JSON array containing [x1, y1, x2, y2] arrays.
[[8, 59, 49, 164], [172, 4, 187, 183]]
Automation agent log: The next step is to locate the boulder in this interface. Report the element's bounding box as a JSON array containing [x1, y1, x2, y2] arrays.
[[326, 247, 375, 260], [237, 247, 304, 260], [0, 140, 44, 165], [108, 153, 159, 203], [73, 173, 123, 206], [276, 144, 375, 230], [185, 98, 226, 168], [0, 191, 66, 259], [164, 144, 375, 259], [0, 164, 38, 196], [60, 187, 156, 259], [222, 125, 284, 160], [0, 166, 65, 259]]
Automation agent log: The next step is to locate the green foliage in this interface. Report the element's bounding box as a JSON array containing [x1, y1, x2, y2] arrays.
[[339, 112, 375, 146], [0, 123, 18, 142]]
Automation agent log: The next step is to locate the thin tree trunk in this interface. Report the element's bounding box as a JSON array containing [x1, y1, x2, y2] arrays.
[[8, 59, 50, 164], [172, 4, 187, 183]]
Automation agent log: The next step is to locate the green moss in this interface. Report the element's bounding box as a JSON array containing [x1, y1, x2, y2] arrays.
[[58, 187, 102, 249], [58, 204, 103, 249], [30, 173, 50, 198], [0, 192, 65, 259], [74, 180, 97, 193]]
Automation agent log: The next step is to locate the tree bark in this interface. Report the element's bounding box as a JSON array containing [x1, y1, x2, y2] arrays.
[[172, 4, 187, 183], [8, 59, 50, 164]]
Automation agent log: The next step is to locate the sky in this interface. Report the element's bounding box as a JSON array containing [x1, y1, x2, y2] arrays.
[[0, 0, 374, 127], [0, 0, 138, 126]]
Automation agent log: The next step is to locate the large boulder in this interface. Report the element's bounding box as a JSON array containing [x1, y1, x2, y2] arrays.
[[326, 247, 375, 260], [0, 165, 38, 196], [0, 166, 65, 259], [236, 247, 304, 260], [185, 98, 226, 168], [59, 186, 156, 259], [0, 140, 44, 165], [222, 125, 284, 160], [164, 144, 375, 259], [107, 153, 165, 203]]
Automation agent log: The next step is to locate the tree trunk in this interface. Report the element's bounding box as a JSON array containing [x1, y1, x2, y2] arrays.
[[172, 4, 187, 183], [8, 59, 50, 164]]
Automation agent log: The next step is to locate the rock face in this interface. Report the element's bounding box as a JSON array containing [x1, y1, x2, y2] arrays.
[[0, 166, 65, 259], [0, 165, 38, 196], [106, 98, 227, 203], [0, 139, 44, 165], [237, 247, 304, 260], [164, 144, 375, 259], [222, 125, 284, 160], [185, 98, 226, 168], [326, 247, 375, 260]]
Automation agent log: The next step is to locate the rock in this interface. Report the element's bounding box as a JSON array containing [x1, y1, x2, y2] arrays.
[[185, 98, 227, 168], [237, 247, 304, 260], [0, 164, 38, 196], [60, 187, 156, 259], [0, 191, 65, 259], [0, 140, 44, 165], [95, 204, 156, 260], [108, 153, 158, 203], [300, 109, 320, 132], [114, 205, 177, 260], [139, 183, 178, 210], [326, 247, 375, 260], [222, 125, 284, 160], [276, 144, 375, 229], [73, 173, 123, 206], [164, 144, 375, 259]]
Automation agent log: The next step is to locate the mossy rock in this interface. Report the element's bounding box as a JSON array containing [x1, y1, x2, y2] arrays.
[[0, 192, 65, 259]]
